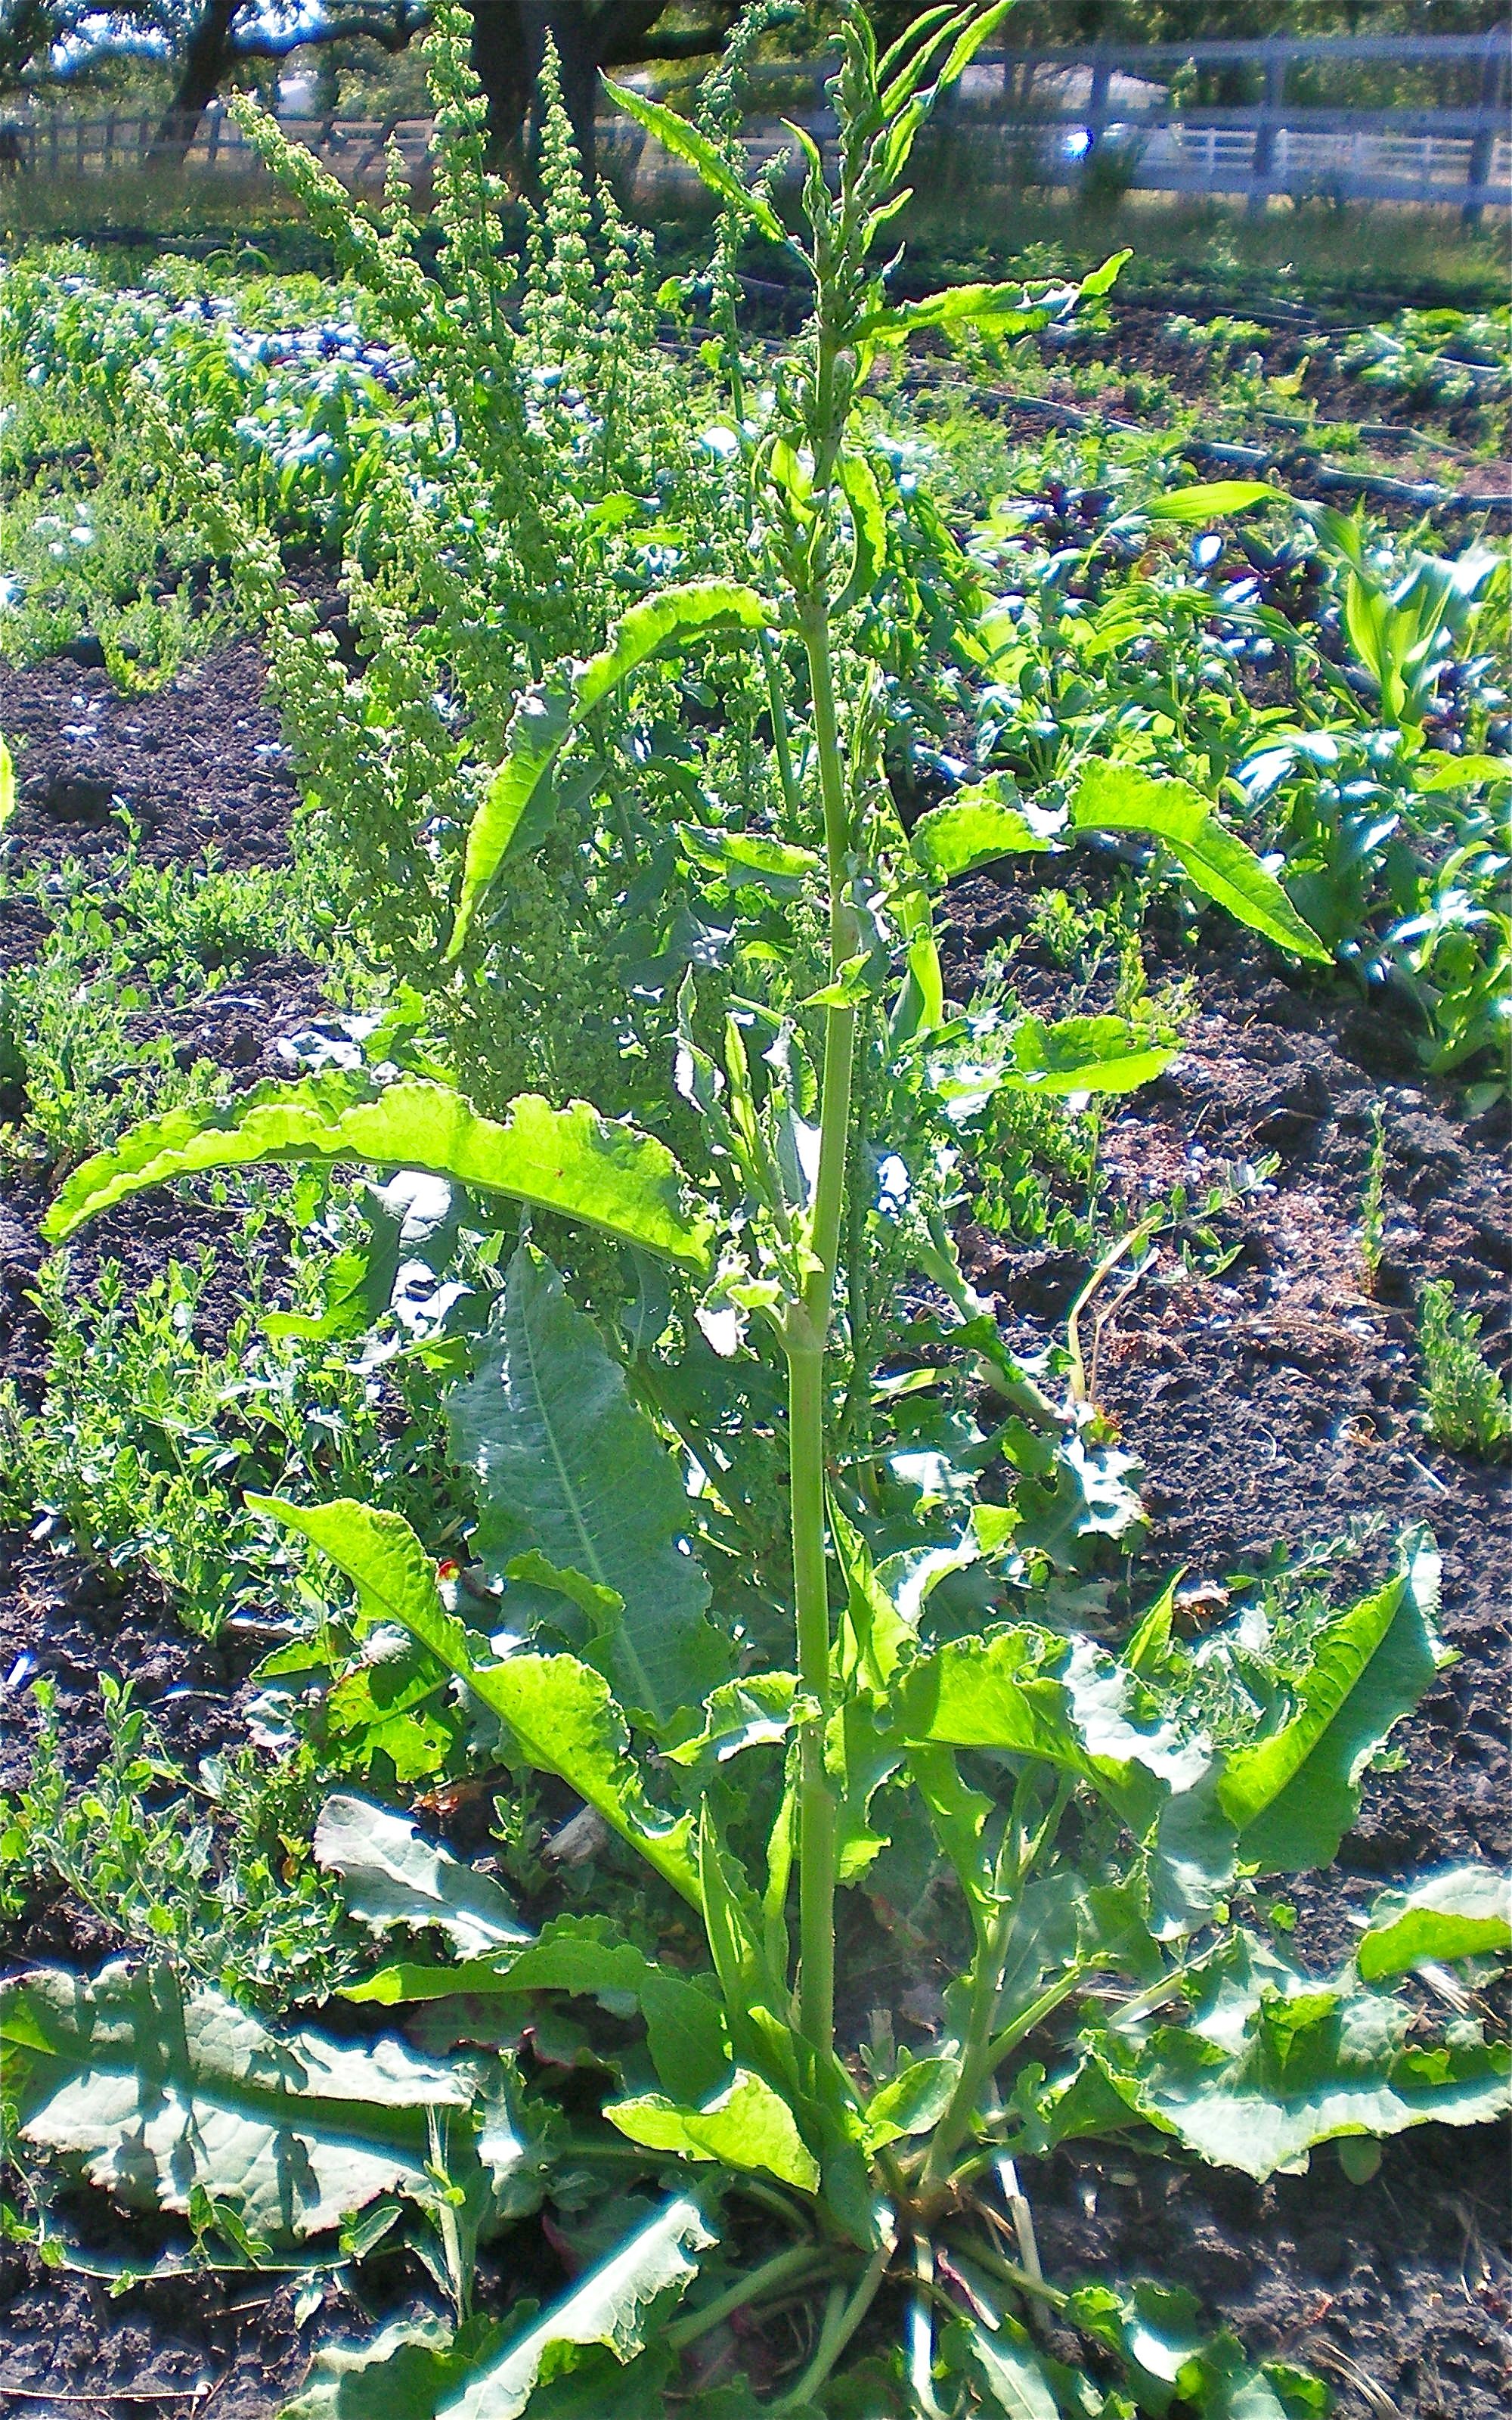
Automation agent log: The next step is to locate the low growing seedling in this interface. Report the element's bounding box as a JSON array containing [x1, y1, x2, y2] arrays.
[[1418, 1276, 1512, 1460]]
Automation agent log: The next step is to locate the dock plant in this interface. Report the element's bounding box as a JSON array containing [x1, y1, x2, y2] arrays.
[[4, 11, 1508, 2418]]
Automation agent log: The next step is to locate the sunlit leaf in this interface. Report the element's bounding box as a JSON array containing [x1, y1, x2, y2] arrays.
[[1073, 762, 1331, 964], [249, 1499, 701, 1907], [448, 582, 771, 955], [911, 784, 1064, 880], [600, 80, 789, 243], [605, 2068, 820, 2191], [1356, 1865, 1510, 1982], [1144, 482, 1284, 523], [44, 1076, 713, 1271], [1, 1958, 469, 2242], [1217, 1531, 1449, 1874]]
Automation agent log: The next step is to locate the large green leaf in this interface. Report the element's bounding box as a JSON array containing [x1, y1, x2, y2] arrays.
[[600, 81, 788, 244], [1216, 1531, 1448, 1874], [344, 1913, 732, 2105], [1089, 1934, 1510, 2180], [910, 784, 1063, 880], [250, 1499, 701, 1907], [448, 580, 771, 955], [894, 1627, 1207, 1830], [447, 1244, 729, 1731], [1072, 763, 1331, 963], [44, 1075, 712, 1271], [1356, 1865, 1510, 1982], [437, 2195, 715, 2420], [604, 2068, 820, 2192], [313, 1795, 530, 1954], [999, 1014, 1174, 1097], [1, 1959, 469, 2242]]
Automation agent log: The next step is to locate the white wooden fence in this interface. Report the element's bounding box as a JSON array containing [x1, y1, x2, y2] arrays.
[[2, 33, 1507, 216]]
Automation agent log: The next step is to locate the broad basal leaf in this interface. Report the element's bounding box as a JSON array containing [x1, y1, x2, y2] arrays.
[[604, 2068, 820, 2192], [250, 1499, 701, 1907], [448, 579, 771, 955], [1356, 1865, 1510, 1982], [1073, 762, 1331, 964], [1216, 1530, 1448, 1874], [436, 2195, 716, 2420], [1, 1959, 470, 2242], [448, 1243, 729, 1732], [313, 1795, 531, 1955], [45, 1075, 713, 1272], [1089, 1932, 1510, 2180]]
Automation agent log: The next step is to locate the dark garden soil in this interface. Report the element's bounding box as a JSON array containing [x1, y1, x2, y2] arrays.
[[0, 628, 1507, 2416]]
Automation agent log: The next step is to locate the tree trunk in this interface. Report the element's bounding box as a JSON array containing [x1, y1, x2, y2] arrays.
[[146, 0, 240, 169]]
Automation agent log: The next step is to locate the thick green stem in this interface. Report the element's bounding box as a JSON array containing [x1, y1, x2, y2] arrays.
[[789, 1342, 835, 2056]]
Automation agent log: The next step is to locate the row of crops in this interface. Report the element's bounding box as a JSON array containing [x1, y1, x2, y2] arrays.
[[0, 7, 1507, 2416]]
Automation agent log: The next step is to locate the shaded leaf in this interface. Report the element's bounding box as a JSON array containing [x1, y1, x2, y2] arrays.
[[448, 1244, 728, 1732], [313, 1796, 530, 1955]]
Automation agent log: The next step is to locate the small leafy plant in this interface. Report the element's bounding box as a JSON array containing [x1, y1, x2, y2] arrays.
[[1418, 1277, 1512, 1460]]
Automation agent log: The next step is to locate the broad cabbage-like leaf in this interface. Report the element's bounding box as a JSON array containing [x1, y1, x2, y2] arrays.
[[447, 1244, 729, 1731], [251, 1498, 701, 1907], [911, 784, 1064, 880], [1073, 762, 1330, 964], [313, 1795, 530, 1954], [1085, 1931, 1510, 2180], [44, 1075, 712, 1271], [1, 1959, 470, 2241]]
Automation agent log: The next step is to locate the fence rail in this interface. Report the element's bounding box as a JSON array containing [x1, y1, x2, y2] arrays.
[[1, 33, 1507, 215]]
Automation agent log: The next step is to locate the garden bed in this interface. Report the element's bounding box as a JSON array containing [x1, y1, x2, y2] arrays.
[[0, 620, 1506, 2417]]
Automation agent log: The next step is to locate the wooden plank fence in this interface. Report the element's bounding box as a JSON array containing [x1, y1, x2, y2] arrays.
[[0, 33, 1506, 216]]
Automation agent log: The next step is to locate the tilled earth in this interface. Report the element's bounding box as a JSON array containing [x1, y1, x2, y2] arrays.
[[0, 638, 1507, 2418]]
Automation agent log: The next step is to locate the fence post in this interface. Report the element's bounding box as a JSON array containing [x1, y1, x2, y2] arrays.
[[1247, 38, 1286, 216], [1084, 48, 1111, 161], [1463, 38, 1504, 225]]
